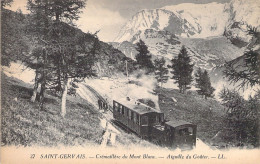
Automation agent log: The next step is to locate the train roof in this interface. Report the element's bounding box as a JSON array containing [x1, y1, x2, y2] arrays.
[[114, 98, 163, 115], [165, 120, 195, 128]]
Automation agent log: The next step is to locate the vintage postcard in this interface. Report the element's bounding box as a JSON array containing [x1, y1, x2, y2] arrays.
[[1, 0, 259, 163]]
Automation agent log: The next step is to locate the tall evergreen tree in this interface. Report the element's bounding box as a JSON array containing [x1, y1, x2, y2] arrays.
[[135, 39, 154, 73], [27, 0, 86, 24], [195, 68, 215, 99], [194, 67, 203, 95], [220, 25, 260, 147], [26, 0, 95, 117], [168, 46, 193, 93], [219, 88, 259, 147], [154, 57, 169, 88], [48, 31, 98, 117], [223, 25, 260, 88], [26, 0, 53, 104]]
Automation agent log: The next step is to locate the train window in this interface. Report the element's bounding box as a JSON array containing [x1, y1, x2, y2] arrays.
[[160, 114, 164, 122], [141, 116, 148, 126], [136, 114, 139, 125], [125, 108, 128, 117], [128, 110, 131, 119], [131, 111, 134, 120], [119, 105, 122, 113], [155, 116, 159, 123], [179, 127, 193, 136], [188, 127, 193, 135], [133, 113, 137, 123], [122, 106, 124, 115], [115, 103, 120, 112]]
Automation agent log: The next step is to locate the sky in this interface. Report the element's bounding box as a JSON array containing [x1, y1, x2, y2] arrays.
[[6, 0, 231, 42]]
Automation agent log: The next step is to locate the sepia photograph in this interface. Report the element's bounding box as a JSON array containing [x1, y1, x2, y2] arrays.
[[1, 0, 259, 163]]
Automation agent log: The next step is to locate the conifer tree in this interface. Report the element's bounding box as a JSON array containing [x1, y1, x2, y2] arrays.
[[223, 25, 260, 88], [219, 88, 259, 147], [135, 39, 154, 73], [194, 67, 203, 95], [26, 0, 52, 104], [154, 57, 169, 88], [48, 31, 98, 117], [220, 25, 260, 147], [26, 0, 96, 117], [195, 68, 215, 99], [168, 46, 193, 93]]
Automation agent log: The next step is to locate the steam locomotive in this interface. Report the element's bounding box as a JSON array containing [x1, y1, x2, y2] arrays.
[[112, 97, 197, 149]]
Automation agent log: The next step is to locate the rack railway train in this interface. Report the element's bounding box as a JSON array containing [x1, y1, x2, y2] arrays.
[[112, 97, 197, 149]]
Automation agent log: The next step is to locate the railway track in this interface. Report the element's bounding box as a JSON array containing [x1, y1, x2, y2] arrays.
[[83, 84, 200, 150], [83, 84, 131, 133], [83, 84, 113, 112]]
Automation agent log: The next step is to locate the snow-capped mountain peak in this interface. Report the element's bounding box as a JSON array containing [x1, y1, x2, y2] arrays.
[[114, 8, 197, 42], [112, 0, 259, 71], [162, 2, 230, 38], [114, 0, 260, 42]]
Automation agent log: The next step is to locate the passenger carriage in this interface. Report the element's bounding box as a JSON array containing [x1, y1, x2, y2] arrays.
[[113, 97, 164, 138], [112, 97, 196, 149], [151, 120, 197, 148]]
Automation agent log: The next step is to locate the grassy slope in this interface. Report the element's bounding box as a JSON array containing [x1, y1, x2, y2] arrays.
[[1, 73, 156, 148], [157, 88, 225, 144], [1, 69, 226, 147], [1, 73, 104, 147]]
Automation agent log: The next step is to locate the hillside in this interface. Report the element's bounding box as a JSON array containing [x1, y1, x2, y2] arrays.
[[180, 36, 244, 63], [77, 74, 227, 147], [111, 0, 259, 71], [1, 8, 132, 77], [2, 0, 258, 151], [209, 54, 259, 99], [1, 72, 159, 148], [2, 60, 228, 148], [157, 88, 225, 144], [1, 73, 103, 146], [109, 41, 138, 60], [111, 30, 243, 70]]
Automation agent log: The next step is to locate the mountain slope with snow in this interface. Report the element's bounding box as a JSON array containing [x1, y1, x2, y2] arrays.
[[112, 0, 259, 70], [114, 0, 259, 43], [114, 8, 197, 42], [224, 0, 260, 47], [163, 2, 230, 38], [111, 29, 244, 70]]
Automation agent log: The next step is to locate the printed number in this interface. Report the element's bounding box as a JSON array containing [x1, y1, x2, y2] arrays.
[[30, 154, 35, 159]]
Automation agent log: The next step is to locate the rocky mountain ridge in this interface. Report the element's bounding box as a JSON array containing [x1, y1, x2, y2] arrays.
[[111, 0, 258, 70], [111, 29, 244, 70], [114, 0, 259, 43]]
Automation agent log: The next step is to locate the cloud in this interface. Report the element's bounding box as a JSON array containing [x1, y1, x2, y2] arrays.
[[77, 0, 127, 42]]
